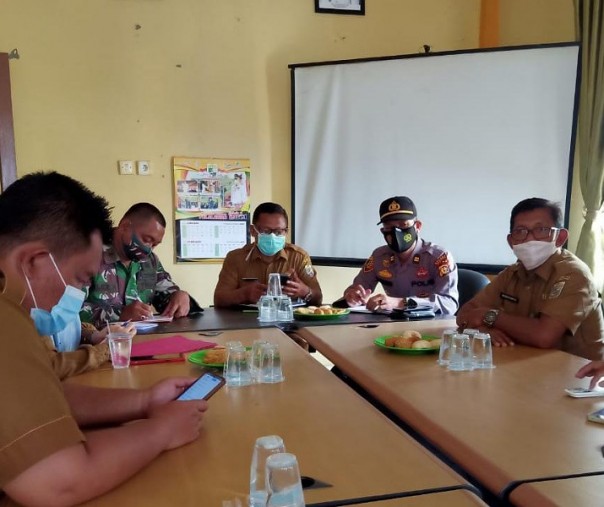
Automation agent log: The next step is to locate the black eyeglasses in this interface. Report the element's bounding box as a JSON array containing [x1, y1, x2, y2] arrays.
[[510, 226, 558, 241], [253, 225, 288, 237]]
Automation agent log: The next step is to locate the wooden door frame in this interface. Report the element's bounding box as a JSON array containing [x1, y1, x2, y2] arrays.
[[0, 52, 17, 191]]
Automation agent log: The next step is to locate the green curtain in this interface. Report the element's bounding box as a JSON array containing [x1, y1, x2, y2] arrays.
[[575, 0, 604, 292]]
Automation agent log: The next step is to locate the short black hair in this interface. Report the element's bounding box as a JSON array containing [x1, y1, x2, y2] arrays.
[[252, 202, 288, 226], [122, 202, 166, 228], [510, 198, 563, 231], [0, 171, 113, 257]]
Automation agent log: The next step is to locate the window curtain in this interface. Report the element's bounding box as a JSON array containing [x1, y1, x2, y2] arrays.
[[574, 0, 604, 292]]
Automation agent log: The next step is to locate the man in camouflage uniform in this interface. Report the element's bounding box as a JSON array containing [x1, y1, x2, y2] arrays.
[[214, 202, 322, 307], [457, 198, 604, 359], [81, 203, 191, 327], [343, 196, 459, 315]]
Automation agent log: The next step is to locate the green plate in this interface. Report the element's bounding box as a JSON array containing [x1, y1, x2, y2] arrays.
[[374, 335, 440, 355], [187, 349, 225, 368], [293, 308, 351, 321], [188, 347, 252, 368]]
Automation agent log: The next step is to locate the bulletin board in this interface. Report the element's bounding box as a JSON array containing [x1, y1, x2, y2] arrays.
[[173, 157, 251, 262]]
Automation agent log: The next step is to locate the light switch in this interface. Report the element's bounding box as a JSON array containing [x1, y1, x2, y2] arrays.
[[137, 160, 151, 175], [118, 160, 134, 175]]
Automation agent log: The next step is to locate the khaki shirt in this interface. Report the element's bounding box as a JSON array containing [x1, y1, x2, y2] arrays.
[[470, 250, 604, 360], [0, 277, 84, 491], [214, 243, 323, 305], [42, 336, 110, 380]]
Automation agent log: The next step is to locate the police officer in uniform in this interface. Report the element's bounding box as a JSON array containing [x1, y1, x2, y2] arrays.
[[343, 196, 459, 314]]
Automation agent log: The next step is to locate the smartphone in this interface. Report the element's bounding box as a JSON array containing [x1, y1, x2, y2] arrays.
[[279, 273, 290, 286], [587, 407, 604, 424], [241, 277, 259, 282], [565, 387, 604, 398], [177, 372, 225, 401]]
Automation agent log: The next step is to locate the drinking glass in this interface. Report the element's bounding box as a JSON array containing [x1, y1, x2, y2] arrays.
[[249, 436, 286, 507], [472, 332, 495, 369], [224, 345, 252, 387], [260, 343, 284, 384], [462, 328, 480, 340], [265, 453, 305, 507], [108, 332, 133, 369], [258, 295, 278, 323], [447, 333, 473, 371], [437, 328, 456, 366], [267, 273, 283, 297], [276, 296, 294, 323], [250, 339, 270, 382]]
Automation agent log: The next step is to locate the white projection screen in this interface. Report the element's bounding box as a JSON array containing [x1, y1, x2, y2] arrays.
[[291, 43, 580, 271]]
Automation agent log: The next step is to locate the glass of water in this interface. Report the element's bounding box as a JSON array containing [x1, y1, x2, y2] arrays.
[[108, 332, 133, 369], [472, 332, 495, 369], [276, 296, 293, 322], [447, 333, 473, 372], [265, 453, 305, 507], [437, 328, 457, 366], [258, 295, 277, 323], [260, 343, 284, 384], [249, 435, 286, 507], [224, 345, 252, 387]]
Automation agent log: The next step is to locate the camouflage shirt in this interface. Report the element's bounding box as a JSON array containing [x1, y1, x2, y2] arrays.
[[80, 245, 180, 327]]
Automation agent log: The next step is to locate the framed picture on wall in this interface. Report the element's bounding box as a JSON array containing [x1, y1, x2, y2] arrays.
[[314, 0, 365, 15]]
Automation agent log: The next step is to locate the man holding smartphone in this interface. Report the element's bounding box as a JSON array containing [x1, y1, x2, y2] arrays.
[[0, 172, 208, 506], [214, 202, 323, 307]]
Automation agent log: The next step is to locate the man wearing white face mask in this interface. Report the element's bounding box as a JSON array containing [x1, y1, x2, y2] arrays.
[[0, 172, 208, 506], [214, 202, 323, 307], [457, 198, 604, 360]]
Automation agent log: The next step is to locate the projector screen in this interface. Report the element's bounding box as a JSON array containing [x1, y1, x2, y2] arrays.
[[291, 43, 580, 271]]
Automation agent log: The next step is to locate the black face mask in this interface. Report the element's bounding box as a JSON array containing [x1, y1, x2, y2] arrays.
[[382, 226, 417, 253]]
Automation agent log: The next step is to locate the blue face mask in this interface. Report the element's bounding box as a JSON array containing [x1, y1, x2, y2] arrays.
[[257, 233, 286, 256], [51, 314, 82, 352], [24, 253, 85, 337]]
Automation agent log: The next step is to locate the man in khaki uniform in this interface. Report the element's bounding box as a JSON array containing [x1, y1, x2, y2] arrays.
[[214, 202, 323, 307], [0, 172, 207, 506], [457, 197, 604, 360]]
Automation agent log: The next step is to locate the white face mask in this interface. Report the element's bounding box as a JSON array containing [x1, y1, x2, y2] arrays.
[[512, 240, 558, 271]]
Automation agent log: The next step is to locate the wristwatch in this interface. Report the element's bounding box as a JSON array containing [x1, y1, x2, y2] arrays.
[[483, 309, 500, 328], [303, 289, 313, 303]]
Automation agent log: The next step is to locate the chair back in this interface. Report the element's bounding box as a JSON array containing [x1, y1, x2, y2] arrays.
[[457, 268, 490, 310]]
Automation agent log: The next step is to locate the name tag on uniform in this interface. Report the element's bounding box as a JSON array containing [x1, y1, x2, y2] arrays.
[[500, 292, 518, 303]]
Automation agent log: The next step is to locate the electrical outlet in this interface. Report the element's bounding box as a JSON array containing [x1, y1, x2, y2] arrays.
[[137, 160, 151, 176], [118, 160, 134, 175]]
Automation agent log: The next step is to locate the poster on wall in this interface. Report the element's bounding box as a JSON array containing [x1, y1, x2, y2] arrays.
[[173, 157, 251, 262]]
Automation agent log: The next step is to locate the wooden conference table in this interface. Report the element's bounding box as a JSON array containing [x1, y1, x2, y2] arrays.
[[297, 320, 604, 500], [139, 307, 399, 334], [69, 328, 480, 507], [509, 475, 604, 507], [352, 489, 487, 506]]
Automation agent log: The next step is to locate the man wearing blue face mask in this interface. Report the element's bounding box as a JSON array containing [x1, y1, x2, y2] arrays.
[[214, 202, 323, 307], [0, 172, 207, 506], [343, 196, 459, 315], [81, 202, 194, 327], [457, 197, 604, 359]]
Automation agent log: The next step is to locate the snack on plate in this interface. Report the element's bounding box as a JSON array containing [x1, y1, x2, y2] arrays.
[[295, 305, 347, 316], [401, 330, 422, 341], [394, 337, 417, 349], [384, 337, 398, 347], [383, 331, 440, 350], [203, 348, 227, 364], [411, 340, 432, 349]]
